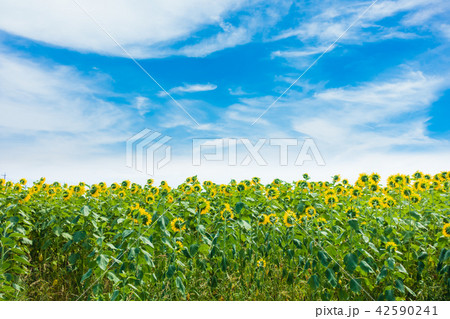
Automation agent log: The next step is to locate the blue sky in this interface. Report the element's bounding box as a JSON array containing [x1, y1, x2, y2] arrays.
[[0, 0, 449, 184]]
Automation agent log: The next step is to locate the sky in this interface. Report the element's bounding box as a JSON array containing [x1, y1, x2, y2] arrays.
[[0, 0, 449, 185]]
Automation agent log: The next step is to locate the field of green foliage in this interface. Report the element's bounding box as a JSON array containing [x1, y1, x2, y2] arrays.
[[0, 172, 449, 300]]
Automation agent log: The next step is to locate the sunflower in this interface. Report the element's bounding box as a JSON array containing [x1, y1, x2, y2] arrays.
[[258, 214, 269, 225], [296, 180, 308, 189], [283, 210, 296, 227], [413, 171, 424, 180], [176, 241, 184, 252], [170, 217, 186, 232], [385, 241, 397, 252], [111, 183, 119, 190], [345, 208, 359, 218], [305, 206, 316, 218], [147, 179, 154, 186], [350, 188, 361, 198], [193, 184, 202, 192], [402, 188, 412, 199], [210, 189, 217, 198], [266, 187, 280, 200], [237, 182, 247, 192], [19, 178, 27, 185], [443, 223, 450, 237], [370, 173, 381, 184], [267, 213, 278, 224], [118, 190, 126, 198], [134, 207, 152, 226], [369, 183, 379, 192], [358, 173, 369, 183], [223, 186, 233, 196], [410, 193, 421, 204], [369, 197, 382, 208], [62, 190, 72, 201], [251, 177, 260, 185], [47, 188, 56, 198], [0, 178, 5, 186], [332, 175, 341, 183], [220, 204, 234, 220], [184, 184, 193, 195], [145, 194, 155, 204], [130, 184, 139, 194], [89, 185, 100, 198], [198, 199, 211, 215], [383, 196, 396, 208], [149, 187, 159, 196], [121, 180, 130, 188], [18, 193, 31, 204], [325, 194, 338, 207], [167, 195, 174, 203], [257, 258, 266, 268]]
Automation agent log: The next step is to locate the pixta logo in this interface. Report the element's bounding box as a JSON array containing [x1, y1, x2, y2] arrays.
[[126, 129, 171, 175], [192, 138, 325, 166]]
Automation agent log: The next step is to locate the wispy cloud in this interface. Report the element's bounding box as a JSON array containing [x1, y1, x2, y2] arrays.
[[158, 83, 217, 97]]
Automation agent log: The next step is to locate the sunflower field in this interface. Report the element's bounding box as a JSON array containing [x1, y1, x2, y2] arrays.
[[0, 172, 449, 301]]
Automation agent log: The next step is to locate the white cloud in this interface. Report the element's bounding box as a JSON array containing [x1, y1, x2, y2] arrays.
[[157, 83, 217, 97], [271, 0, 449, 65], [0, 0, 286, 58], [0, 51, 128, 134]]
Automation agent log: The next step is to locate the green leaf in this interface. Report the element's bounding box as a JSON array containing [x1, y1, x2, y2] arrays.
[[344, 253, 358, 274], [221, 256, 227, 272], [140, 236, 154, 247], [81, 206, 90, 217], [81, 268, 92, 283], [13, 255, 31, 266], [127, 247, 139, 260], [197, 224, 206, 234], [96, 254, 109, 271], [175, 276, 186, 296], [235, 202, 245, 214], [107, 272, 120, 284], [73, 231, 86, 243], [308, 275, 320, 290], [396, 263, 408, 274], [347, 219, 360, 232], [385, 289, 395, 301], [360, 260, 374, 273], [167, 264, 176, 278], [376, 266, 388, 283], [404, 285, 417, 297], [350, 278, 361, 294], [199, 244, 210, 255], [318, 251, 331, 267], [237, 220, 251, 231], [111, 290, 120, 301], [161, 237, 173, 249], [387, 257, 395, 270], [122, 229, 133, 239], [293, 239, 302, 249], [69, 253, 80, 265], [142, 250, 155, 267], [182, 248, 191, 259], [395, 279, 405, 294], [325, 268, 337, 287], [189, 244, 199, 257], [408, 211, 421, 220]]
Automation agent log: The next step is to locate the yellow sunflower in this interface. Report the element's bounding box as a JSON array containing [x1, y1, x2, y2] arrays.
[[443, 223, 450, 238], [170, 217, 186, 232]]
